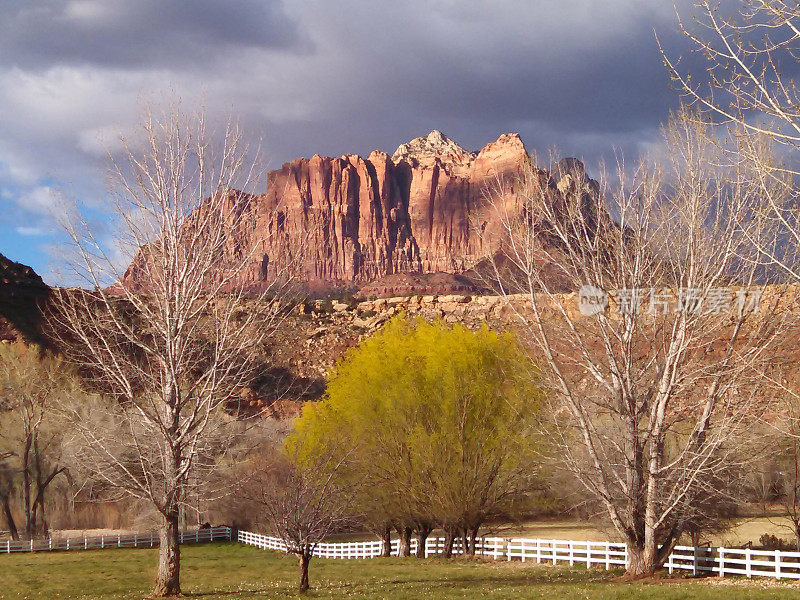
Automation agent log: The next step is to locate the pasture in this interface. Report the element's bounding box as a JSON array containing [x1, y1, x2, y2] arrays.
[[2, 542, 800, 599], [509, 517, 800, 547]]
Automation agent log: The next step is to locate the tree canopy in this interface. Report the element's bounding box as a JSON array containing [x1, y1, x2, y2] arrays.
[[287, 315, 547, 555]]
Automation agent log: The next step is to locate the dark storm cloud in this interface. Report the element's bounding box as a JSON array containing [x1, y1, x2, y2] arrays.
[[0, 0, 307, 69], [228, 1, 698, 165], [0, 0, 716, 281]]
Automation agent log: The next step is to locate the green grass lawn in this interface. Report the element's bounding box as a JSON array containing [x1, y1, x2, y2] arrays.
[[2, 542, 799, 599]]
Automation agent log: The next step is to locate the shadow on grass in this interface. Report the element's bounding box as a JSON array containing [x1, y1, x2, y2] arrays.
[[312, 560, 622, 590]]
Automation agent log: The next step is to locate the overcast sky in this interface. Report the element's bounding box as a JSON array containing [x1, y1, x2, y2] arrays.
[[0, 0, 700, 283]]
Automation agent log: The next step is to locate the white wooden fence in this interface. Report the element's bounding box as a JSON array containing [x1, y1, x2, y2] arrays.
[[238, 530, 800, 580], [665, 545, 800, 579], [7, 526, 800, 580], [3, 526, 231, 554]]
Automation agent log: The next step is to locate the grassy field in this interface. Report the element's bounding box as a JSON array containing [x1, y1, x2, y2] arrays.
[[327, 515, 800, 547], [504, 517, 800, 547], [2, 543, 800, 599]]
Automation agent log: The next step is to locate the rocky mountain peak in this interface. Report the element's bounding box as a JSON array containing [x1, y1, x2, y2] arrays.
[[392, 129, 476, 166], [122, 130, 604, 296], [477, 133, 526, 155]]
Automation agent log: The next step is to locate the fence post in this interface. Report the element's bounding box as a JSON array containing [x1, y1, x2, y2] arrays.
[[586, 542, 591, 569], [552, 541, 557, 565], [6, 540, 9, 553], [49, 538, 52, 551], [536, 539, 541, 563], [605, 543, 610, 570], [746, 547, 752, 578], [692, 546, 698, 576], [30, 539, 33, 552], [84, 536, 87, 550], [521, 539, 526, 563], [775, 549, 781, 579], [117, 534, 121, 548], [719, 548, 725, 578], [506, 539, 511, 562], [66, 538, 70, 551], [101, 535, 104, 549]]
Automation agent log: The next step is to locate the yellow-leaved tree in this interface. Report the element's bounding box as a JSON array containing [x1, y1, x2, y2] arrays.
[[287, 315, 547, 558]]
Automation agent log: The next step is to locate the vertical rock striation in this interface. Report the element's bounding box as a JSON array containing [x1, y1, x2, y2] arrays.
[[122, 130, 564, 290]]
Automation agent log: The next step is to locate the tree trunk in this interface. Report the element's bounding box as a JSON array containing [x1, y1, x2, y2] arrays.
[[29, 502, 38, 539], [33, 439, 45, 537], [298, 551, 311, 593], [380, 526, 392, 557], [22, 435, 32, 539], [153, 512, 181, 596], [397, 526, 412, 557], [442, 530, 455, 559], [35, 496, 47, 537], [33, 485, 48, 538], [626, 542, 658, 578], [415, 528, 430, 558], [31, 466, 62, 539], [0, 493, 18, 540], [466, 526, 479, 555], [690, 530, 699, 548]]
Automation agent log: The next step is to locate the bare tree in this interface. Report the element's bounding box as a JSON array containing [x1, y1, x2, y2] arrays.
[[0, 461, 16, 540], [662, 0, 800, 280], [0, 344, 71, 539], [663, 1, 800, 148], [249, 450, 355, 594], [48, 105, 294, 596], [761, 399, 800, 551], [775, 435, 800, 550], [483, 108, 787, 576], [664, 0, 800, 549]]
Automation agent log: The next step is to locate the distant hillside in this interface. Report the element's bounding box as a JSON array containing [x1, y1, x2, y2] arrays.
[[0, 254, 50, 345]]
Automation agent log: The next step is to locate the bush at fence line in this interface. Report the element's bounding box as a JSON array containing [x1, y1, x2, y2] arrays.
[[758, 533, 793, 551]]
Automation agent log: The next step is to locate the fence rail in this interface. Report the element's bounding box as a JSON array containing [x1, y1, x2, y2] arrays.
[[7, 526, 800, 581], [238, 530, 800, 580], [3, 526, 232, 554]]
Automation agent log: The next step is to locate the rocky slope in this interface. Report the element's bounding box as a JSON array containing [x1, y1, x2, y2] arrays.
[[0, 254, 50, 345], [6, 253, 800, 421], [122, 130, 590, 294]]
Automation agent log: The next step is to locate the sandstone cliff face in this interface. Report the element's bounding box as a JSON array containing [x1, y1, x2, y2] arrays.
[[123, 130, 532, 290], [120, 129, 608, 295], [257, 129, 531, 285]]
